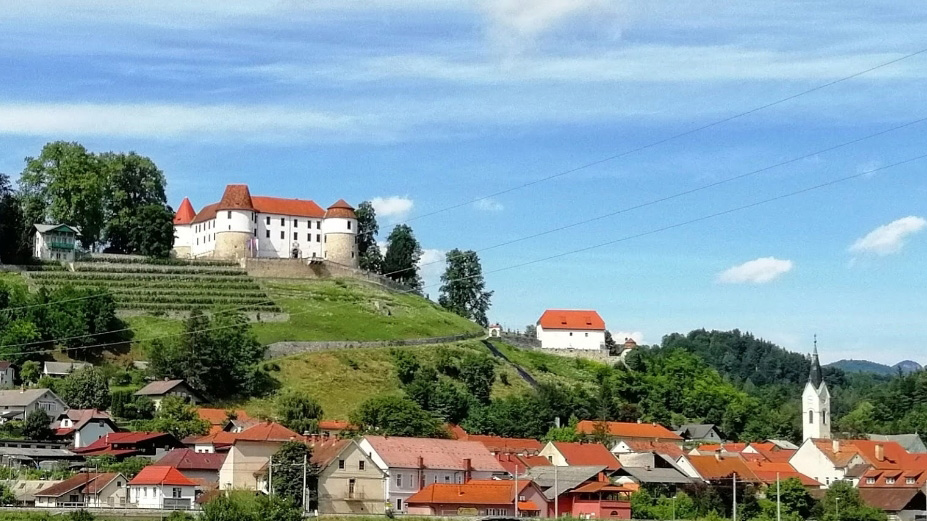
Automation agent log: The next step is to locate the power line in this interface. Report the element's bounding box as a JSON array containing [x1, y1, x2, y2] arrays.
[[402, 46, 927, 223], [5, 152, 923, 359], [382, 114, 927, 278]]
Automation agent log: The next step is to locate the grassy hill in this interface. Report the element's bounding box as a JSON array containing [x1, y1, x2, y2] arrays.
[[246, 339, 606, 420]]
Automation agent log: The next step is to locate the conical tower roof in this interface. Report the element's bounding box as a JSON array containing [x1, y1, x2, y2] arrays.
[[325, 199, 356, 218], [217, 184, 254, 211], [808, 343, 823, 388], [173, 197, 196, 225]]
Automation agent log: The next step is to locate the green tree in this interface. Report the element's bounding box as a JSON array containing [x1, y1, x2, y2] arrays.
[[355, 201, 383, 273], [271, 441, 312, 508], [774, 477, 816, 520], [391, 349, 420, 385], [382, 224, 423, 290], [19, 142, 106, 248], [0, 320, 40, 365], [99, 152, 170, 255], [350, 395, 445, 438], [459, 354, 495, 404], [0, 174, 29, 264], [144, 395, 210, 440], [820, 481, 886, 521], [604, 331, 618, 355], [125, 203, 175, 257], [57, 367, 110, 410], [276, 390, 324, 435], [543, 425, 579, 442], [19, 360, 40, 385], [437, 249, 493, 327], [22, 409, 52, 440]]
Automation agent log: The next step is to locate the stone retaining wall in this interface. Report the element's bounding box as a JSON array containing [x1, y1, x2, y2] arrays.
[[500, 333, 542, 349], [242, 258, 411, 292], [266, 331, 485, 358]]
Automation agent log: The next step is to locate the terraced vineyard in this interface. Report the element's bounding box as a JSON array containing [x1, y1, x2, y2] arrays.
[[28, 261, 280, 313]]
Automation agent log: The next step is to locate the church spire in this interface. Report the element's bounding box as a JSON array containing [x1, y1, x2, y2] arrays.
[[808, 334, 823, 388]]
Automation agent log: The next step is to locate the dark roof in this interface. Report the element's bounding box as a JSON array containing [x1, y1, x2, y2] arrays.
[[156, 449, 226, 471], [858, 488, 923, 511], [808, 346, 823, 388], [619, 466, 696, 484], [520, 465, 606, 499], [867, 434, 927, 454], [675, 424, 721, 440], [35, 473, 121, 497], [135, 379, 201, 399]]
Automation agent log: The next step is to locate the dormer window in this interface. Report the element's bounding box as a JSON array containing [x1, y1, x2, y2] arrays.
[[886, 477, 896, 485], [907, 477, 916, 484], [866, 477, 876, 484]]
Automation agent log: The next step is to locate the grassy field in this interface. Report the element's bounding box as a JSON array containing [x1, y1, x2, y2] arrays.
[[491, 340, 607, 389], [244, 339, 533, 419], [0, 272, 28, 292]]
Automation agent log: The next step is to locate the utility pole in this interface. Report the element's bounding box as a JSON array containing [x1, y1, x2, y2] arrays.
[[514, 464, 519, 518], [303, 453, 308, 512], [836, 497, 841, 521], [554, 465, 559, 518], [268, 455, 273, 496], [732, 473, 737, 521], [776, 473, 781, 521]]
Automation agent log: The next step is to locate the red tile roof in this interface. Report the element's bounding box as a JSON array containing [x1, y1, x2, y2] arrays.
[[467, 435, 543, 455], [324, 199, 356, 219], [73, 431, 179, 455], [364, 436, 505, 472], [744, 461, 822, 487], [196, 408, 250, 426], [130, 466, 197, 486], [253, 196, 325, 218], [496, 453, 552, 475], [235, 422, 302, 443], [697, 443, 748, 453], [618, 440, 686, 460], [318, 420, 357, 431], [407, 480, 539, 506], [308, 438, 352, 468], [576, 421, 682, 441], [685, 455, 760, 482], [174, 197, 196, 225], [35, 473, 121, 497], [813, 439, 912, 470], [538, 310, 605, 331], [217, 184, 254, 211], [157, 449, 226, 471], [191, 202, 219, 224], [552, 442, 621, 471]]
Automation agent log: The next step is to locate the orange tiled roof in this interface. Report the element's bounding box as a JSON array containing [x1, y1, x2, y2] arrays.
[[620, 440, 686, 460], [496, 453, 552, 475], [253, 196, 325, 218], [324, 199, 356, 219], [467, 435, 543, 454], [745, 461, 822, 487], [235, 422, 302, 443], [217, 184, 254, 211], [318, 420, 357, 431], [813, 439, 911, 470], [686, 455, 760, 482], [576, 421, 682, 441], [538, 310, 605, 331], [196, 408, 251, 426], [174, 198, 196, 225], [364, 436, 505, 472], [130, 466, 197, 486], [697, 443, 748, 453], [553, 442, 621, 470], [191, 202, 219, 224], [407, 480, 538, 506]]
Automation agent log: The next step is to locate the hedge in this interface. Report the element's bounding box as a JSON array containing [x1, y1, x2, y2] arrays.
[[30, 272, 253, 283], [74, 265, 247, 276], [117, 302, 281, 312], [84, 256, 238, 267], [35, 280, 265, 291]]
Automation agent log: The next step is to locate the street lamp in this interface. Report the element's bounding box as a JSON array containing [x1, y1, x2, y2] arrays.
[[835, 497, 841, 521]]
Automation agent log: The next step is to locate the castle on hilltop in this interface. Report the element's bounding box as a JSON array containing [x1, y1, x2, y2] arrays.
[[172, 184, 358, 266]]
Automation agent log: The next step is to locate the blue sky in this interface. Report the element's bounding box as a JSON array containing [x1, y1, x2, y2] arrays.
[[1, 0, 926, 364]]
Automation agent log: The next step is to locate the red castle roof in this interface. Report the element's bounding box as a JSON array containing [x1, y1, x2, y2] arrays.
[[173, 198, 196, 225], [537, 310, 605, 331]]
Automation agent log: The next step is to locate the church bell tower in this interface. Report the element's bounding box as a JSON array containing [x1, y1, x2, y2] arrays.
[[802, 336, 831, 441]]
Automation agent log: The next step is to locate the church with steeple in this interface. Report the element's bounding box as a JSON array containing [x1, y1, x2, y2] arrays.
[[802, 338, 831, 440]]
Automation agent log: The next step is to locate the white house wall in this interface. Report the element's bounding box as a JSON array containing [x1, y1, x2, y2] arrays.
[[74, 422, 115, 449], [537, 326, 606, 350], [788, 440, 863, 488]]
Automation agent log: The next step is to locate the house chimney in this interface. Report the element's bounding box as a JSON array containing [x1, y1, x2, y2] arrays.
[[637, 419, 642, 424], [876, 444, 885, 462], [463, 458, 472, 483], [832, 439, 840, 453], [714, 452, 722, 462]]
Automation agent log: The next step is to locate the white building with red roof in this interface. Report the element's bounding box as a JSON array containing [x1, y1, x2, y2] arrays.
[[172, 183, 358, 266], [536, 310, 606, 350], [128, 466, 199, 510]]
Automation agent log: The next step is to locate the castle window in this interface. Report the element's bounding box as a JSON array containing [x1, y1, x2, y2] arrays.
[[227, 211, 231, 218], [281, 218, 284, 226], [316, 234, 321, 242], [307, 234, 312, 242], [280, 231, 285, 239], [347, 221, 352, 230], [266, 216, 270, 225], [266, 230, 270, 238], [253, 229, 257, 237], [294, 219, 298, 227], [293, 233, 298, 241]]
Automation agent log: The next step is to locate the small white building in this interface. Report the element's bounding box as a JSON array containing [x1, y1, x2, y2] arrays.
[[53, 409, 118, 448], [134, 379, 204, 410], [535, 309, 606, 350], [128, 466, 198, 510], [34, 472, 127, 508], [0, 388, 67, 423], [33, 224, 80, 262], [487, 324, 502, 337], [43, 361, 91, 378], [0, 362, 15, 388]]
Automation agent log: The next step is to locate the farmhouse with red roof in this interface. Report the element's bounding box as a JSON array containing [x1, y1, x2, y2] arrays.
[[536, 310, 607, 350], [128, 466, 199, 510], [172, 183, 358, 265]]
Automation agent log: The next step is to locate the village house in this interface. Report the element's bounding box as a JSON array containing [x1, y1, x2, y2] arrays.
[[318, 420, 358, 438], [359, 435, 507, 513], [455, 431, 544, 456], [217, 422, 302, 490], [743, 460, 822, 489], [0, 362, 15, 388], [535, 310, 607, 350], [195, 408, 252, 435], [135, 379, 204, 409], [407, 479, 549, 518], [0, 388, 67, 423], [73, 431, 184, 460], [856, 453, 927, 521], [788, 438, 904, 488], [34, 472, 128, 508], [316, 438, 387, 515], [521, 465, 632, 519], [128, 465, 199, 510], [33, 224, 80, 262], [609, 443, 693, 490], [172, 184, 359, 265], [674, 424, 725, 442], [576, 420, 684, 446], [496, 453, 552, 476], [676, 454, 760, 485], [52, 409, 117, 448], [539, 441, 622, 472], [11, 480, 62, 507], [42, 361, 91, 377], [157, 448, 227, 485]]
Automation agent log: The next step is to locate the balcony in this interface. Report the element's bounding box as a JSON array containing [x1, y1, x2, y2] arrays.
[[49, 241, 75, 250]]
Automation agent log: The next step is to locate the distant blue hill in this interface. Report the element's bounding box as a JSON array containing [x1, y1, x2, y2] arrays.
[[827, 359, 922, 376]]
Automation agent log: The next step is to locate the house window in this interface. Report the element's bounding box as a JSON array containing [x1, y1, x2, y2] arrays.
[[907, 477, 916, 484], [825, 477, 830, 484], [585, 332, 589, 337], [886, 477, 896, 485], [347, 221, 352, 230], [316, 234, 321, 242], [316, 221, 321, 229], [294, 233, 298, 241], [348, 479, 356, 498], [338, 460, 345, 470], [172, 487, 182, 498], [456, 474, 462, 484], [358, 461, 365, 471], [866, 477, 875, 484], [253, 229, 257, 236], [808, 410, 813, 424], [444, 475, 450, 483], [281, 218, 285, 226], [266, 230, 270, 238], [396, 473, 402, 487], [227, 211, 231, 218], [294, 219, 298, 227], [281, 231, 285, 239], [266, 216, 270, 225], [822, 411, 827, 424], [396, 498, 403, 511], [569, 332, 573, 336]]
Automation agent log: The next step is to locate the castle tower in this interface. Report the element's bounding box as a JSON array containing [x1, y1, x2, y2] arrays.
[[802, 337, 831, 441], [322, 199, 358, 267], [171, 197, 196, 259], [213, 184, 256, 260]]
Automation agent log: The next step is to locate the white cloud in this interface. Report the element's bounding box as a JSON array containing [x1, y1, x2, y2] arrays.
[[474, 198, 504, 212], [370, 196, 414, 221], [850, 216, 927, 256], [481, 0, 620, 52], [611, 331, 645, 345], [717, 257, 794, 284]]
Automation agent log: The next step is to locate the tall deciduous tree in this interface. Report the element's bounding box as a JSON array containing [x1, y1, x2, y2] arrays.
[[57, 367, 111, 410], [19, 142, 106, 248], [437, 249, 493, 326], [382, 224, 422, 290], [276, 390, 324, 435], [354, 201, 383, 273], [100, 152, 173, 256], [0, 174, 29, 264], [271, 441, 312, 509], [144, 395, 210, 440], [22, 409, 52, 440], [350, 395, 444, 438]]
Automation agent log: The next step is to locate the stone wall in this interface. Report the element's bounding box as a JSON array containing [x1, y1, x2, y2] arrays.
[[242, 258, 411, 292], [213, 231, 251, 259], [324, 232, 357, 267], [500, 333, 617, 363], [500, 333, 541, 349], [265, 331, 485, 358]]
